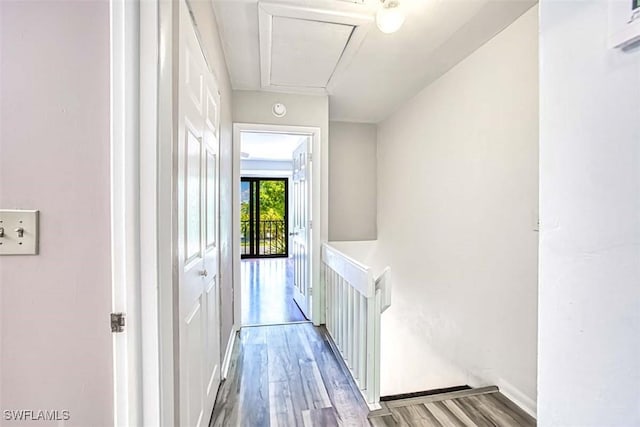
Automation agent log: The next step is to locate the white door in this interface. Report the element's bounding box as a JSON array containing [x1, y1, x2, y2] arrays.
[[291, 137, 311, 319], [178, 1, 221, 426], [202, 69, 221, 417]]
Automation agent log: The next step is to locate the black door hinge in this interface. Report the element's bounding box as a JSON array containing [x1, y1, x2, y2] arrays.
[[111, 312, 126, 333]]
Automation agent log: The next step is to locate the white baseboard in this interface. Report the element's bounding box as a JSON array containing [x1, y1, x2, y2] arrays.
[[497, 378, 537, 419], [221, 327, 237, 380]]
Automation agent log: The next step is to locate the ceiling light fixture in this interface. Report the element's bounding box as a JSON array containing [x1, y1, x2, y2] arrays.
[[376, 0, 405, 34]]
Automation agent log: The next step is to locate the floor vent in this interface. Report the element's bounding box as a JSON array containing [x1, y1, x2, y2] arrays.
[[380, 385, 471, 402]]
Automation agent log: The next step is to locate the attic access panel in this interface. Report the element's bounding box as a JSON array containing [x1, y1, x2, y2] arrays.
[[270, 17, 355, 89], [258, 2, 373, 94]]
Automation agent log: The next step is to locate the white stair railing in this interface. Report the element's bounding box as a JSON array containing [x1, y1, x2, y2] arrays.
[[321, 243, 391, 408]]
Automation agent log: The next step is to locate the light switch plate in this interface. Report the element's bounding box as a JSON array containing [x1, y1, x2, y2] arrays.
[[0, 210, 39, 255]]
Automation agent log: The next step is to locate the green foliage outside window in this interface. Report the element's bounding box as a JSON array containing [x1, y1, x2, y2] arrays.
[[240, 180, 285, 221], [241, 179, 287, 256]]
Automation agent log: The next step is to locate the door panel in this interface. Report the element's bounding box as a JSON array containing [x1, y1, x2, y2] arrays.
[[186, 126, 202, 261], [185, 48, 203, 115], [205, 87, 218, 137], [292, 138, 311, 318], [178, 1, 221, 425], [205, 152, 217, 248]]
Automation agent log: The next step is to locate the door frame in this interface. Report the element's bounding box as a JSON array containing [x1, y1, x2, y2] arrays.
[[233, 123, 324, 327], [111, 0, 187, 426], [111, 0, 150, 426], [114, 0, 229, 425]]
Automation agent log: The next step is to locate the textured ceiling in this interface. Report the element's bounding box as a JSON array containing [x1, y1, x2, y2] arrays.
[[211, 0, 537, 123]]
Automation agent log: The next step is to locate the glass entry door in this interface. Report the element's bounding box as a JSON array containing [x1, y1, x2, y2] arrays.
[[240, 177, 289, 258]]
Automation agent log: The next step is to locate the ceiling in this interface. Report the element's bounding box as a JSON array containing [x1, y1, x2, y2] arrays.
[[211, 0, 536, 123], [241, 132, 305, 160]]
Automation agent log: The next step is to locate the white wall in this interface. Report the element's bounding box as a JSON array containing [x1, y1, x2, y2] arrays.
[[232, 91, 329, 233], [538, 1, 640, 425], [376, 6, 539, 413], [0, 1, 113, 425], [328, 121, 377, 241], [190, 0, 235, 353]]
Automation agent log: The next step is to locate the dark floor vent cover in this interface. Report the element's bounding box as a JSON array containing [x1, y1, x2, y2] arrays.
[[380, 385, 471, 402]]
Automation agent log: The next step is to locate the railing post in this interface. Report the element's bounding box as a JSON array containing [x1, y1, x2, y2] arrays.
[[373, 289, 382, 403], [365, 292, 375, 403], [358, 294, 366, 388]]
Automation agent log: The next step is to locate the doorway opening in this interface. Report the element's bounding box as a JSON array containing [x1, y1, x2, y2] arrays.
[[238, 131, 311, 326]]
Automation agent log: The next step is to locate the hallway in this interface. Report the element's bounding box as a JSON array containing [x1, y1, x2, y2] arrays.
[[209, 323, 370, 426], [241, 258, 306, 325], [3, 0, 639, 425]]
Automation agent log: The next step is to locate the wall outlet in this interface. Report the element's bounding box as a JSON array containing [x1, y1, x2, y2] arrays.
[[0, 210, 39, 255]]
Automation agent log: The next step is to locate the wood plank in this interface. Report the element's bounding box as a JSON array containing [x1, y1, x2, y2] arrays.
[[305, 325, 370, 425], [266, 326, 290, 383], [286, 324, 332, 409], [467, 394, 535, 427], [424, 401, 469, 427], [369, 414, 399, 427], [489, 392, 536, 426], [395, 405, 441, 426], [280, 325, 318, 426], [301, 407, 339, 427], [440, 400, 480, 427], [268, 380, 296, 427], [237, 342, 269, 426], [266, 325, 307, 427], [448, 396, 497, 427], [412, 404, 445, 425]]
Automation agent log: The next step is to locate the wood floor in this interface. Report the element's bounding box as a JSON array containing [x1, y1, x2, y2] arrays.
[[369, 387, 536, 427], [209, 324, 536, 427], [241, 258, 307, 325], [209, 323, 371, 426]]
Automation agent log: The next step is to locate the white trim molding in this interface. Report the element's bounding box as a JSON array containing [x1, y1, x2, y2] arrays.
[[497, 378, 537, 419], [221, 329, 238, 380], [111, 0, 165, 425], [232, 123, 325, 327], [139, 0, 161, 425], [110, 0, 143, 425], [157, 0, 179, 425]]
